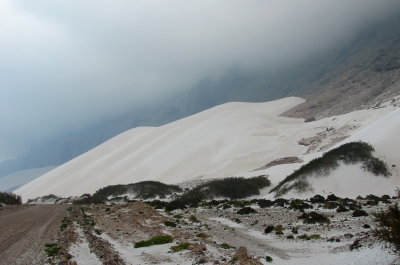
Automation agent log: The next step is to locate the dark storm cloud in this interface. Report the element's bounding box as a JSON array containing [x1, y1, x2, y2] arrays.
[[1, 0, 400, 159]]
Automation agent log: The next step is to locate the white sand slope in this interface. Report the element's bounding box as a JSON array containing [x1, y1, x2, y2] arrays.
[[15, 97, 399, 200], [344, 107, 400, 167], [259, 108, 400, 199], [309, 107, 400, 198]]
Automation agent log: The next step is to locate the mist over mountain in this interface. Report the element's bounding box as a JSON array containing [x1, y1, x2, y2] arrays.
[[1, 4, 400, 180]]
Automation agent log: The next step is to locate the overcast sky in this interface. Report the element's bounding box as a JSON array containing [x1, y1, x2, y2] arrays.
[[1, 0, 400, 160]]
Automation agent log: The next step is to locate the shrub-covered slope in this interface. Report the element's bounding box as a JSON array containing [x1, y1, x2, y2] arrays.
[[0, 192, 22, 205], [272, 142, 390, 197], [164, 176, 270, 211], [75, 181, 182, 204]]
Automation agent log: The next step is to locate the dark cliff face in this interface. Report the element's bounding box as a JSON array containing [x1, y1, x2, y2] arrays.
[[2, 13, 400, 177]]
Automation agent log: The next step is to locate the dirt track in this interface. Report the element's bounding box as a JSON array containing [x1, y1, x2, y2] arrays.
[[0, 205, 67, 265]]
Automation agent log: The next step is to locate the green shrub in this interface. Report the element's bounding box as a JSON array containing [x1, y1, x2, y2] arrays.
[[257, 199, 274, 208], [197, 176, 271, 199], [299, 212, 330, 224], [0, 192, 21, 205], [289, 199, 313, 211], [170, 242, 190, 252], [374, 203, 400, 253], [309, 194, 325, 203], [353, 209, 369, 217], [298, 234, 321, 240], [134, 235, 174, 248], [273, 198, 289, 207], [327, 194, 339, 201], [82, 213, 96, 227], [196, 233, 209, 238], [60, 217, 71, 231], [336, 205, 349, 213], [264, 226, 274, 234], [274, 225, 284, 232], [265, 256, 273, 262], [237, 207, 257, 215], [323, 201, 340, 209], [363, 157, 391, 177], [189, 215, 199, 223], [44, 243, 61, 257], [309, 234, 321, 239], [164, 221, 177, 227], [220, 243, 234, 249]]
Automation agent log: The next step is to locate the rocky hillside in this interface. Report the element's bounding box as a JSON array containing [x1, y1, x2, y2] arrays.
[[284, 14, 400, 119]]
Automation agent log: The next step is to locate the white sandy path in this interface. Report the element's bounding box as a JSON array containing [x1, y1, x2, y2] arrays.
[[99, 232, 192, 265], [68, 225, 102, 265], [267, 246, 399, 265], [210, 218, 398, 265]]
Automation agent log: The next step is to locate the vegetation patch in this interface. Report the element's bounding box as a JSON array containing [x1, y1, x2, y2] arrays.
[[353, 209, 369, 217], [274, 225, 284, 232], [173, 214, 183, 219], [75, 181, 182, 204], [196, 233, 209, 238], [44, 243, 61, 257], [298, 234, 321, 240], [189, 215, 200, 223], [27, 194, 62, 204], [0, 192, 21, 205], [289, 199, 313, 211], [257, 199, 274, 208], [219, 243, 235, 249], [237, 207, 257, 215], [60, 217, 72, 231], [264, 226, 274, 234], [165, 176, 270, 211], [374, 203, 400, 253], [164, 221, 177, 227], [299, 212, 330, 224], [170, 242, 190, 252], [272, 142, 391, 196], [336, 205, 349, 213], [273, 198, 289, 207], [309, 194, 325, 203], [134, 235, 174, 248]]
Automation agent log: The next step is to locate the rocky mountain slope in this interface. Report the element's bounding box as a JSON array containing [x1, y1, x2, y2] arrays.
[[285, 13, 400, 119]]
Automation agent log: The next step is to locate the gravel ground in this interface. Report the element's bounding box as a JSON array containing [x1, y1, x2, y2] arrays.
[[0, 204, 67, 265]]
